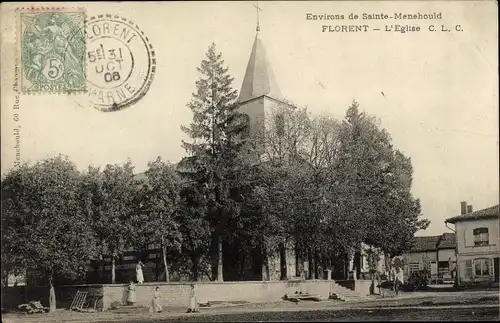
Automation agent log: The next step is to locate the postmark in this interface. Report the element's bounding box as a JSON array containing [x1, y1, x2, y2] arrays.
[[17, 7, 86, 94], [85, 15, 156, 112]]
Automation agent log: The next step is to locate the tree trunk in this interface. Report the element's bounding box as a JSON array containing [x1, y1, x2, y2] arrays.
[[99, 257, 104, 283], [295, 246, 300, 278], [191, 254, 200, 281], [161, 235, 170, 283], [311, 255, 316, 280], [217, 236, 223, 282], [306, 248, 312, 279], [48, 276, 56, 313], [111, 257, 116, 284], [155, 253, 160, 282], [261, 243, 269, 281], [162, 245, 170, 283], [239, 252, 246, 280], [279, 243, 287, 280]]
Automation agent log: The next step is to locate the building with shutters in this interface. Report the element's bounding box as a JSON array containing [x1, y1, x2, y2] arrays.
[[402, 233, 457, 283], [445, 202, 500, 285]]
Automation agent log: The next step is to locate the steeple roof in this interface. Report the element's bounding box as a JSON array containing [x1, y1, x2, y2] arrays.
[[238, 33, 282, 103]]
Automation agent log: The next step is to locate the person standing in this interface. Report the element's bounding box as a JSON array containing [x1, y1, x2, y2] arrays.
[[150, 286, 162, 313], [127, 281, 136, 305], [136, 261, 145, 284], [187, 284, 199, 313]]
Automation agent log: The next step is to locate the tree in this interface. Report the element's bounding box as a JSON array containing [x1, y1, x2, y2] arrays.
[[1, 156, 96, 311], [179, 43, 251, 281], [250, 101, 312, 279], [178, 184, 211, 281], [89, 161, 137, 283], [138, 157, 183, 282], [334, 101, 430, 262]]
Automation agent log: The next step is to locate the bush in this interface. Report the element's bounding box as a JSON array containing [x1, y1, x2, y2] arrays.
[[110, 301, 121, 310], [406, 270, 430, 291]]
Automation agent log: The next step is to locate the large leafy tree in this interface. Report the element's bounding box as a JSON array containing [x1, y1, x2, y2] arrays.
[[179, 43, 251, 281], [250, 102, 312, 280], [335, 101, 429, 265], [88, 161, 137, 283], [137, 157, 183, 282], [1, 156, 97, 311]]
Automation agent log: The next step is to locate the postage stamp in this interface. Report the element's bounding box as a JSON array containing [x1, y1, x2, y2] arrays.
[[17, 7, 86, 94], [85, 14, 156, 112]]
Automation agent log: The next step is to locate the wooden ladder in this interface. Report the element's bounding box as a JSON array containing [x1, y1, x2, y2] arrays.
[[70, 290, 88, 310]]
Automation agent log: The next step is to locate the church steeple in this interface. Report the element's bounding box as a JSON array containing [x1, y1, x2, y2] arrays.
[[238, 31, 281, 103]]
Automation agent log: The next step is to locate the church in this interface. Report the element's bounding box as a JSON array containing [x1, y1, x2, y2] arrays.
[[81, 15, 374, 285]]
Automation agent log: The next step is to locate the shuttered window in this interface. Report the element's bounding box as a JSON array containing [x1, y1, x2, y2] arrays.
[[473, 228, 489, 246], [465, 259, 473, 278], [474, 258, 490, 276]]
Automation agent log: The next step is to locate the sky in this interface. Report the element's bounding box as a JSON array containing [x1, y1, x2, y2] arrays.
[[1, 1, 498, 237]]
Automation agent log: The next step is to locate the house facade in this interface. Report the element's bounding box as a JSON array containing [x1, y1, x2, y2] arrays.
[[445, 202, 500, 284], [402, 233, 457, 283]]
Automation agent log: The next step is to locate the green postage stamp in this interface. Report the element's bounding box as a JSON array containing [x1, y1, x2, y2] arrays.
[[17, 8, 86, 93]]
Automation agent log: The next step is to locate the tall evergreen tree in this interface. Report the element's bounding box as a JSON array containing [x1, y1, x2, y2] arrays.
[[179, 43, 251, 281]]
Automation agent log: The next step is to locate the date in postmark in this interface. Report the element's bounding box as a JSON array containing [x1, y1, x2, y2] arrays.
[[17, 7, 86, 93], [85, 15, 156, 112]]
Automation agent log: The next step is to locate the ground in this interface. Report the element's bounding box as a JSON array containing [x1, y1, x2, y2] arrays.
[[3, 290, 498, 322]]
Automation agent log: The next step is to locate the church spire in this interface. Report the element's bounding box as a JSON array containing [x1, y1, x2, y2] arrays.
[[238, 3, 281, 103]]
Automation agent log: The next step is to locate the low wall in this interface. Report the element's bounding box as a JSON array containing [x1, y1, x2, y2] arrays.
[[102, 280, 332, 310], [3, 280, 334, 311], [332, 279, 374, 296], [1, 285, 103, 310], [353, 280, 373, 296]]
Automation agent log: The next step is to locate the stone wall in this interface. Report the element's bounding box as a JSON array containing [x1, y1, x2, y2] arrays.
[[102, 280, 331, 310], [3, 280, 334, 311], [332, 279, 373, 296], [353, 280, 373, 296], [1, 285, 103, 310]]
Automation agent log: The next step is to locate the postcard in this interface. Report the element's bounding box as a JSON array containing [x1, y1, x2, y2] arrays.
[[1, 1, 498, 321]]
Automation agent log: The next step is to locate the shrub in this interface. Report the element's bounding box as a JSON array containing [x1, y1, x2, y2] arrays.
[[110, 301, 121, 310]]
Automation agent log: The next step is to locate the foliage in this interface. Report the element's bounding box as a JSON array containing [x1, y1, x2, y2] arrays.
[[1, 156, 97, 282], [179, 42, 253, 280], [1, 156, 97, 309], [82, 161, 137, 283], [137, 157, 183, 281], [334, 101, 430, 257], [405, 269, 430, 291], [1, 44, 431, 285], [178, 183, 211, 280]]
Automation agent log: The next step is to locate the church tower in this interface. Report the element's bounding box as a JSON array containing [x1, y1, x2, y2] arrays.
[[237, 6, 298, 282], [238, 15, 283, 139]]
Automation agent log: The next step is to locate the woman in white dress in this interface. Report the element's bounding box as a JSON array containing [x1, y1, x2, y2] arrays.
[[150, 286, 162, 313], [127, 281, 136, 305], [136, 261, 145, 284]]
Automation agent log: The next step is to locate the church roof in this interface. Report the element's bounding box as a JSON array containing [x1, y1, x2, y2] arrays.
[[238, 33, 282, 103]]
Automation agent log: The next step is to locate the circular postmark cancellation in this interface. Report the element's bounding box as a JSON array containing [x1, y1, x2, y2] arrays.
[[19, 10, 86, 93], [85, 15, 156, 112]]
